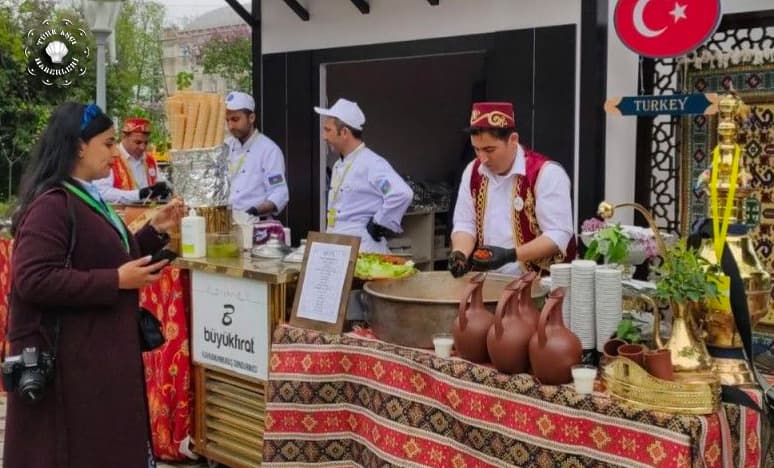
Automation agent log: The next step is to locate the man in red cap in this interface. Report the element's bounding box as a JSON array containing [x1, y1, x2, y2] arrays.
[[448, 102, 576, 276], [95, 117, 171, 203]]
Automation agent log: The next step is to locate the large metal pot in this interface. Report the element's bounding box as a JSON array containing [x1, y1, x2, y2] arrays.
[[362, 271, 515, 348]]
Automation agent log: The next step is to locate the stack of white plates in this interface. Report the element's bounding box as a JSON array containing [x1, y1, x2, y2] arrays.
[[570, 260, 597, 350], [594, 267, 623, 352], [549, 263, 573, 326]]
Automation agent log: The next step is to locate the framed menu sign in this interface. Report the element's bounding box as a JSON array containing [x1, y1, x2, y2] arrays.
[[289, 231, 360, 334]]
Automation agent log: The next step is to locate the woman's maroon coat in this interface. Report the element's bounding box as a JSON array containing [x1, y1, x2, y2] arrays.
[[4, 188, 165, 468]]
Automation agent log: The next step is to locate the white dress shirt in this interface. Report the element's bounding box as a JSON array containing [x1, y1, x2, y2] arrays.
[[95, 143, 167, 204], [326, 145, 413, 253], [226, 131, 289, 213], [452, 145, 574, 275]]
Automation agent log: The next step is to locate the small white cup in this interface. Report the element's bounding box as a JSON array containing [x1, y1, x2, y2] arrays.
[[432, 334, 454, 358], [571, 365, 597, 395], [283, 227, 292, 246]]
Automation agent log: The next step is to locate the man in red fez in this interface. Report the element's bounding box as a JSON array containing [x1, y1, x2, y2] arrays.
[[95, 117, 171, 203], [448, 102, 576, 276]]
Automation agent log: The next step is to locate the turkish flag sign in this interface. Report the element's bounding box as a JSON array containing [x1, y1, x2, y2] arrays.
[[614, 0, 722, 58]]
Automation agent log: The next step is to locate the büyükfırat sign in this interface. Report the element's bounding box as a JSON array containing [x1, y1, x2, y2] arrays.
[[191, 270, 270, 381], [604, 93, 719, 116], [614, 0, 722, 58]]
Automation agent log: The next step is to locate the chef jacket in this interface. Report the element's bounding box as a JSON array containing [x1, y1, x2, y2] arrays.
[[95, 142, 167, 204], [452, 144, 574, 275], [326, 144, 413, 253], [226, 130, 289, 213]]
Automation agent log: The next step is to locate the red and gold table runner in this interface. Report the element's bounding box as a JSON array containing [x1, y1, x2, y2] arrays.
[[264, 324, 762, 468]]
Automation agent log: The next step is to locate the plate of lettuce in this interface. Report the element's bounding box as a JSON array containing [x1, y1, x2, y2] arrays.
[[355, 253, 417, 280]]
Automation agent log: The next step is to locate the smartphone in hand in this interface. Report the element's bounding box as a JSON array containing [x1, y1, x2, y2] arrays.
[[149, 249, 179, 273]]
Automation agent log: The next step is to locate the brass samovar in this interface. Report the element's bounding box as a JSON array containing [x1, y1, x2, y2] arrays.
[[695, 93, 772, 349]]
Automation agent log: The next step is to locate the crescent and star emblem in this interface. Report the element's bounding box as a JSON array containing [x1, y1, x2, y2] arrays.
[[633, 0, 688, 38]]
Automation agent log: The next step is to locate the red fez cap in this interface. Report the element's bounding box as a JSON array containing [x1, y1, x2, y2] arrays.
[[469, 102, 516, 129], [122, 117, 151, 134]]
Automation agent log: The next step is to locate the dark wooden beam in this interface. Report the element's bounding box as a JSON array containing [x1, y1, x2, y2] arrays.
[[251, 0, 261, 114], [350, 0, 369, 14], [223, 0, 261, 117], [427, 0, 439, 5], [282, 0, 310, 21], [223, 0, 258, 27], [577, 0, 608, 230]]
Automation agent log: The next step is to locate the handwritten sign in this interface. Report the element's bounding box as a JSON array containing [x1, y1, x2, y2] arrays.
[[191, 270, 269, 380], [605, 93, 718, 117], [290, 231, 360, 334]]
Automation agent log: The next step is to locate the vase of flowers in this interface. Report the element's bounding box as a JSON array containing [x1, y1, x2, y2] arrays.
[[580, 218, 676, 279]]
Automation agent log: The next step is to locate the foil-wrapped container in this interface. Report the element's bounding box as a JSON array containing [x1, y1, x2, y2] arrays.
[[169, 144, 230, 207]]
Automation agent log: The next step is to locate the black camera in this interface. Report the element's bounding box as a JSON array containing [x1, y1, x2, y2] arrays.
[[1, 347, 55, 403]]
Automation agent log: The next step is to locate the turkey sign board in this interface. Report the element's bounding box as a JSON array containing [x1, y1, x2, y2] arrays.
[[614, 0, 722, 58]]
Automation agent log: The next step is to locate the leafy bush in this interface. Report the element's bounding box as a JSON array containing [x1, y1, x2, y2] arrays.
[[653, 241, 718, 303]]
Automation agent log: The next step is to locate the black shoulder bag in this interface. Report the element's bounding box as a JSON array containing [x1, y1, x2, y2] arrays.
[[138, 308, 165, 352]]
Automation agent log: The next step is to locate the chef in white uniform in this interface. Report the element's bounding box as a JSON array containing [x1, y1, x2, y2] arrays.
[[314, 98, 413, 253], [225, 91, 289, 216]]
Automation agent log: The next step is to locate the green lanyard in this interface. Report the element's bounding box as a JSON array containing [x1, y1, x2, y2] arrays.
[[63, 181, 130, 252], [230, 151, 248, 177], [330, 143, 364, 207]]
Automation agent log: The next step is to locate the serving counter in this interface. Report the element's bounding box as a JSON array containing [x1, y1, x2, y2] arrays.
[[175, 255, 299, 468], [263, 324, 767, 468]]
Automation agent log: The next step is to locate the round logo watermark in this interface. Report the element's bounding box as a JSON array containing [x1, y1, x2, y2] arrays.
[[25, 18, 89, 87]]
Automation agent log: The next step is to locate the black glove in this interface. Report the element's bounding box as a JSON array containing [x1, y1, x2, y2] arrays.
[[448, 250, 471, 278], [245, 207, 261, 217], [139, 181, 171, 200], [470, 245, 517, 271], [366, 218, 397, 242]]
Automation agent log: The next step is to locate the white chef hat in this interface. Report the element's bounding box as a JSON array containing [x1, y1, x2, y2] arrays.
[[225, 91, 255, 112], [314, 98, 366, 130]]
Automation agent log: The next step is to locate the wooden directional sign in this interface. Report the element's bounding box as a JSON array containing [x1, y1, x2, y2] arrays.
[[605, 93, 719, 117]]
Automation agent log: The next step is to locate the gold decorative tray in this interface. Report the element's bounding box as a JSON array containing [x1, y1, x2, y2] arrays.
[[602, 357, 721, 415]]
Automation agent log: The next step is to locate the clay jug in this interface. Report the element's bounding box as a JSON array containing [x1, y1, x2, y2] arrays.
[[452, 273, 492, 363], [528, 288, 582, 385], [486, 273, 538, 373], [516, 271, 540, 331]]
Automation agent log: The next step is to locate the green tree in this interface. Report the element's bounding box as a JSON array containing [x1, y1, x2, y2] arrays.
[[199, 32, 252, 92], [110, 0, 167, 148], [0, 0, 52, 199], [176, 71, 194, 90], [0, 0, 168, 200], [113, 0, 166, 105]]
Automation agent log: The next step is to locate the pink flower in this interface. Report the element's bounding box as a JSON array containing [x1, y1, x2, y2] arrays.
[[581, 218, 608, 233]]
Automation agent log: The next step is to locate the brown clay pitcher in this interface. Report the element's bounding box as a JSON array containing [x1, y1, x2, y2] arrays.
[[452, 273, 492, 363], [516, 271, 540, 331], [486, 272, 538, 374], [528, 288, 582, 385]]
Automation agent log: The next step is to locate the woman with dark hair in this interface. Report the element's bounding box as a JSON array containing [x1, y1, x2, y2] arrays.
[[3, 102, 184, 467]]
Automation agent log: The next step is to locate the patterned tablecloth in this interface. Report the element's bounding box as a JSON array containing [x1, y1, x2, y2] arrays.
[[140, 267, 194, 461], [0, 238, 10, 363], [0, 238, 194, 462], [264, 324, 764, 468]]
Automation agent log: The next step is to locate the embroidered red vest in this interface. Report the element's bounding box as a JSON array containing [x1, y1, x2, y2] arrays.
[[469, 149, 577, 273], [111, 153, 159, 190]]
